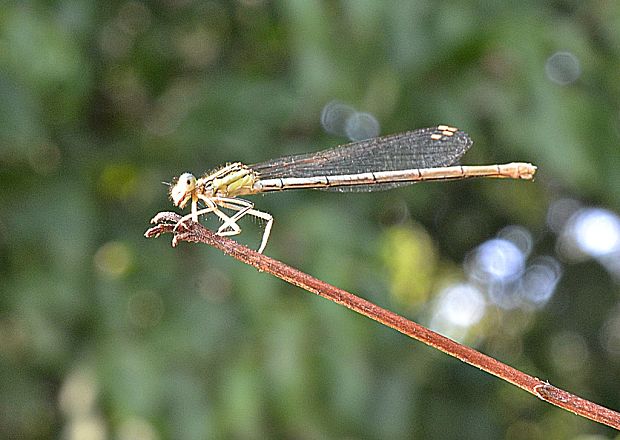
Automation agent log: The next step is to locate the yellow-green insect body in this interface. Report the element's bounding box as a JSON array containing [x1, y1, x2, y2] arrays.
[[209, 164, 256, 197]]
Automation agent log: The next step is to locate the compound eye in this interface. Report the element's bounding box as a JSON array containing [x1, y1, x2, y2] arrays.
[[178, 172, 196, 189]]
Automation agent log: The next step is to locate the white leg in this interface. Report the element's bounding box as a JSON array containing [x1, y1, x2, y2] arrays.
[[209, 208, 243, 234], [191, 199, 198, 222], [213, 197, 254, 234], [249, 208, 273, 253], [215, 198, 273, 253], [176, 195, 273, 253], [175, 208, 213, 232], [175, 197, 241, 234]]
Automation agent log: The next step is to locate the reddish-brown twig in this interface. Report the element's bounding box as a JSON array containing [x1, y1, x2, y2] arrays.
[[145, 212, 620, 431]]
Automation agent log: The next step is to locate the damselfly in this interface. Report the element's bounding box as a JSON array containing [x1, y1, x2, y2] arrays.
[[169, 125, 536, 253]]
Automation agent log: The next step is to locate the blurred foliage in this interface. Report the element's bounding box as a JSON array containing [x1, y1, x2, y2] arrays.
[[1, 1, 620, 439]]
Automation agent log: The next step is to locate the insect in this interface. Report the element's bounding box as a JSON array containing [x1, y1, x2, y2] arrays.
[[169, 125, 536, 253]]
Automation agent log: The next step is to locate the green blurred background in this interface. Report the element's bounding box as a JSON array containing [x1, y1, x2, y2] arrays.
[[2, 1, 620, 439]]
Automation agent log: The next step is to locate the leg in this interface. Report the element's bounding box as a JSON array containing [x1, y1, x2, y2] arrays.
[[175, 197, 240, 235], [215, 198, 273, 253], [213, 197, 254, 234], [248, 208, 273, 253]]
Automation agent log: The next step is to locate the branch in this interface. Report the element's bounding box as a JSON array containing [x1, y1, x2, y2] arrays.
[[145, 211, 620, 431]]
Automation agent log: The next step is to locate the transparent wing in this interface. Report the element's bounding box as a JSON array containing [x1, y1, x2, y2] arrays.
[[250, 126, 472, 192]]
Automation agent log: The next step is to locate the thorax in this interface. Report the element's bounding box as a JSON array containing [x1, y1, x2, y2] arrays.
[[198, 162, 257, 198]]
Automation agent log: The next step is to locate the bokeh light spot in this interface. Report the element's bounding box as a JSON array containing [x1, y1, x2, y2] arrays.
[[497, 225, 533, 257], [345, 111, 380, 141], [63, 416, 107, 440], [519, 256, 562, 306], [117, 417, 159, 440], [569, 208, 620, 257], [93, 241, 133, 279], [320, 100, 356, 137], [58, 368, 99, 417], [320, 100, 380, 141], [545, 51, 581, 85], [435, 283, 485, 327], [467, 238, 525, 283], [380, 224, 437, 307], [429, 283, 485, 341]]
